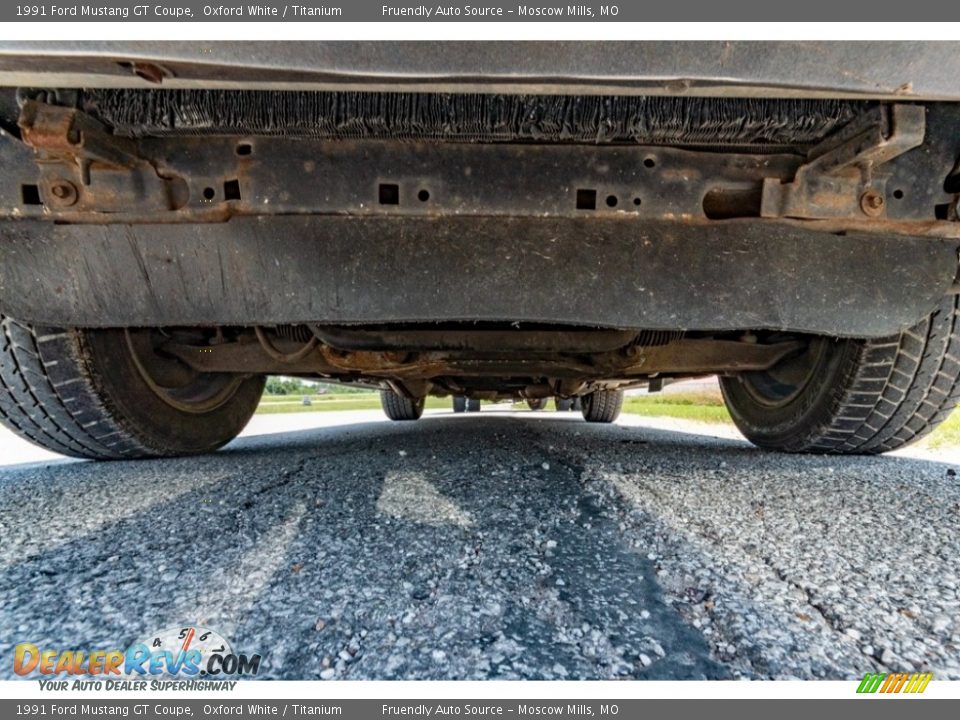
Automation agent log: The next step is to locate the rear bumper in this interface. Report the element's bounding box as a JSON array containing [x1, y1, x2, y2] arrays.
[[0, 215, 955, 337], [1, 41, 960, 100]]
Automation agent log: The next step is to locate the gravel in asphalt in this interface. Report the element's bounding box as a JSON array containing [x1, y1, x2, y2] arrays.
[[1, 411, 958, 680]]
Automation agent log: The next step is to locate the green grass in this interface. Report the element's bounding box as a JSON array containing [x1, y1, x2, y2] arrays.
[[257, 390, 734, 420], [619, 390, 960, 449], [256, 393, 449, 414], [621, 393, 732, 423], [256, 395, 381, 413], [923, 412, 960, 449], [254, 389, 960, 449]]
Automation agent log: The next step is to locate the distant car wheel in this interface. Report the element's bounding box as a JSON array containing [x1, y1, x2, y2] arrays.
[[467, 398, 482, 412], [380, 389, 425, 421], [581, 389, 623, 423], [555, 398, 574, 411], [452, 396, 467, 413], [572, 397, 583, 412], [526, 398, 548, 411]]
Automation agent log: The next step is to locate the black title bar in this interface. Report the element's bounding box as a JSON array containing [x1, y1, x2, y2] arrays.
[[3, 699, 960, 720], [2, 1, 958, 22]]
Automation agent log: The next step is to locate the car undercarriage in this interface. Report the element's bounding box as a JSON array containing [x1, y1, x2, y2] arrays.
[[1, 42, 959, 457]]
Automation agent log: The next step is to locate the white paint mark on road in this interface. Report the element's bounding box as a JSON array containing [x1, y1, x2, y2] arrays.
[[377, 471, 473, 528]]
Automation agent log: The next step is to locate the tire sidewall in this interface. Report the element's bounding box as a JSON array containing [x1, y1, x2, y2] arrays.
[[78, 329, 264, 456], [719, 338, 859, 451]]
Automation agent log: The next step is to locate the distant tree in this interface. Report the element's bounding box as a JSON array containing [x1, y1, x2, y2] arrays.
[[265, 376, 312, 396], [265, 377, 376, 396], [315, 382, 375, 394]]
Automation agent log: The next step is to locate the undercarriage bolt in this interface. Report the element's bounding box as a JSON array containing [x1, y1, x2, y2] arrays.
[[46, 180, 78, 207], [860, 190, 885, 217]]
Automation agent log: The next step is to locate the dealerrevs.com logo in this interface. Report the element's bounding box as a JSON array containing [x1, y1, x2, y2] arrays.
[[14, 626, 262, 689]]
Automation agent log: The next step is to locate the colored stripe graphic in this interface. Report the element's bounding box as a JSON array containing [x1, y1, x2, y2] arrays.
[[857, 672, 933, 694], [857, 673, 886, 693], [910, 673, 933, 694]]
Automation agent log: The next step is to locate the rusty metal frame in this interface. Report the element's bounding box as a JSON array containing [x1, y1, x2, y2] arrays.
[[160, 331, 802, 383], [5, 100, 956, 228], [16, 100, 189, 213], [761, 104, 927, 220]]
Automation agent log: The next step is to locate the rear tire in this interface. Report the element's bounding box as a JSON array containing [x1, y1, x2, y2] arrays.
[[0, 317, 264, 460], [380, 389, 425, 421], [452, 396, 466, 413], [466, 398, 481, 412], [581, 389, 623, 423], [720, 295, 960, 454], [527, 398, 547, 411], [555, 398, 574, 412]]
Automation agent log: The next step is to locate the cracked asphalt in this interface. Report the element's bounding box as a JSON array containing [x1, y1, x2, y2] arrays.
[[1, 409, 959, 680]]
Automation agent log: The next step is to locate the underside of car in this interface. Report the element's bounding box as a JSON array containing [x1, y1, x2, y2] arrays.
[[1, 42, 960, 458]]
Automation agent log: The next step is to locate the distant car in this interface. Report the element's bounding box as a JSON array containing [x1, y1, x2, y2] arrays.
[[1, 42, 959, 458]]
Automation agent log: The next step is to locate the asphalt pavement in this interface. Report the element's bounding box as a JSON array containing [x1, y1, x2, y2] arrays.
[[1, 409, 958, 680]]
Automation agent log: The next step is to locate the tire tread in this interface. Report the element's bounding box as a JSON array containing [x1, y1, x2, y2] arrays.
[[0, 317, 147, 459], [723, 296, 960, 455], [380, 389, 424, 421], [582, 389, 623, 423]]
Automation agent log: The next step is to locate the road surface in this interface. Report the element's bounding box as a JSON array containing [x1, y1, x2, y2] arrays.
[[1, 409, 958, 680]]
